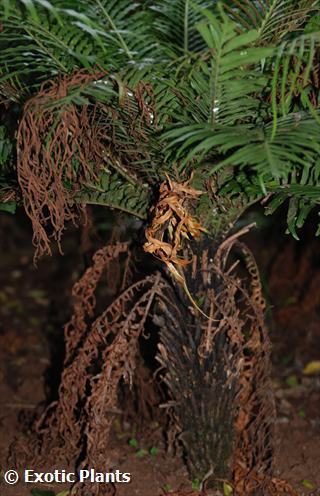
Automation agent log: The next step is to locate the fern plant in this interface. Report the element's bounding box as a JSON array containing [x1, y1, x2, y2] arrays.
[[0, 0, 319, 493]]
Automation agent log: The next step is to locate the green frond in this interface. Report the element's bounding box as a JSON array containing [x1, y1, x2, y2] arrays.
[[149, 0, 216, 56], [0, 4, 101, 93], [263, 157, 320, 238], [270, 32, 320, 137], [165, 113, 320, 181], [223, 0, 319, 43], [159, 10, 273, 139], [76, 170, 150, 219], [0, 0, 157, 96], [217, 143, 320, 238]]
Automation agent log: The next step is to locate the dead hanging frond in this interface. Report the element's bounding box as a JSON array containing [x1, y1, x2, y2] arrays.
[[31, 242, 167, 487], [144, 173, 208, 314], [144, 173, 206, 268], [64, 242, 130, 363], [16, 71, 158, 261], [17, 69, 108, 261], [82, 272, 162, 474]]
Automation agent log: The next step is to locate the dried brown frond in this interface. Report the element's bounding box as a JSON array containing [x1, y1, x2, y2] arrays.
[[16, 70, 158, 261], [63, 242, 129, 362], [17, 69, 108, 261], [81, 272, 162, 474], [26, 242, 167, 496], [144, 173, 206, 269], [144, 173, 208, 317]]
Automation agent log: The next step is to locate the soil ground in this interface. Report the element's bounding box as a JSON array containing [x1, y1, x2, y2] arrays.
[[0, 211, 319, 496]]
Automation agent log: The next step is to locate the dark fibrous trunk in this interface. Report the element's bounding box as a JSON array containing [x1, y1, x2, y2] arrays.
[[156, 232, 277, 494]]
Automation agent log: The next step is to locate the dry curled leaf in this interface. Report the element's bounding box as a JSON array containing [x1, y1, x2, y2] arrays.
[[144, 174, 209, 315], [144, 173, 206, 268]]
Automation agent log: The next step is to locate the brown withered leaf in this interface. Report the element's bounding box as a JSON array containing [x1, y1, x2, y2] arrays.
[[144, 173, 206, 265]]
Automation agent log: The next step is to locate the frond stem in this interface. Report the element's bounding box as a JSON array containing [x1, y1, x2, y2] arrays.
[[184, 0, 190, 53], [24, 28, 68, 72], [95, 0, 133, 60]]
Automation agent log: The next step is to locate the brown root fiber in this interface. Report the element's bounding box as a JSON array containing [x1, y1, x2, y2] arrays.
[[17, 70, 108, 261]]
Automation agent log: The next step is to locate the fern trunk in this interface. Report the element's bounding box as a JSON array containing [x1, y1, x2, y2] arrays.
[[156, 233, 276, 493]]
